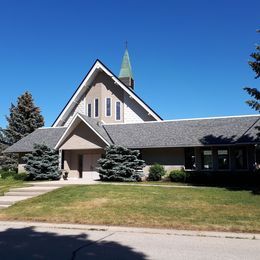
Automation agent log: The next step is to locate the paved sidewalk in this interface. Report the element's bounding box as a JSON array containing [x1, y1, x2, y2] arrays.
[[0, 178, 100, 209], [0, 221, 259, 260], [0, 182, 64, 209], [0, 221, 259, 240]]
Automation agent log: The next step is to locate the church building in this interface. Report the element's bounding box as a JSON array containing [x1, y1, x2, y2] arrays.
[[5, 49, 260, 179]]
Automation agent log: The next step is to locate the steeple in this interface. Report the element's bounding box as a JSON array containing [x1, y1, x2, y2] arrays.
[[119, 43, 134, 89]]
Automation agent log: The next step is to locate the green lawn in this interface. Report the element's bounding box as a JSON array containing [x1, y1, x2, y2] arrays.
[[0, 179, 26, 196], [0, 184, 260, 233]]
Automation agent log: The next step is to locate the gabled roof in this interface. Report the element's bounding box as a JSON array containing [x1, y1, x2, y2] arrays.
[[54, 113, 112, 149], [52, 59, 162, 127], [5, 115, 260, 153], [4, 127, 67, 153], [103, 115, 260, 148]]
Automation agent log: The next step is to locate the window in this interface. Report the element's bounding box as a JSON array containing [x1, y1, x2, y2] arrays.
[[234, 147, 247, 169], [87, 103, 91, 117], [202, 149, 213, 169], [106, 98, 111, 117], [94, 98, 99, 117], [185, 148, 196, 170], [61, 150, 64, 169], [217, 149, 229, 169], [115, 101, 121, 120]]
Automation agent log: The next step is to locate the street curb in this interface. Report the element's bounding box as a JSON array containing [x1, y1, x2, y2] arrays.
[[0, 221, 259, 240]]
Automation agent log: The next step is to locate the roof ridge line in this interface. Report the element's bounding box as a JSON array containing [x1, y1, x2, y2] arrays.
[[104, 114, 260, 126]]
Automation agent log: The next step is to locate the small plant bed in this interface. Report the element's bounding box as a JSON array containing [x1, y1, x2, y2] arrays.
[[0, 185, 260, 233]]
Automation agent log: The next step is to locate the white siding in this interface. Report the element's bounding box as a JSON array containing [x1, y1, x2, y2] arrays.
[[64, 95, 85, 126], [123, 93, 155, 123]]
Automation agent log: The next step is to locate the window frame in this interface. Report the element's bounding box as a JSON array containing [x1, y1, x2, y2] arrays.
[[115, 101, 121, 121], [201, 149, 213, 170], [234, 147, 248, 170], [87, 103, 91, 117], [217, 148, 230, 170], [94, 98, 99, 118], [105, 97, 112, 117]]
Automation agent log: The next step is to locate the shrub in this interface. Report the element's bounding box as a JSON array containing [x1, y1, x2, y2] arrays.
[[13, 172, 28, 181], [0, 170, 17, 179], [98, 145, 145, 182], [169, 169, 187, 182], [23, 144, 61, 180], [148, 164, 166, 181]]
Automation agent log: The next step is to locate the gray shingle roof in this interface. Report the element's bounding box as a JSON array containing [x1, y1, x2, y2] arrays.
[[4, 127, 67, 153], [103, 115, 260, 148], [79, 114, 112, 144], [4, 115, 260, 153]]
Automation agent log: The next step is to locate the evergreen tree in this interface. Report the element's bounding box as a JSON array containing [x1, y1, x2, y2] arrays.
[[1, 91, 44, 145], [23, 144, 61, 180], [97, 145, 145, 182], [244, 30, 260, 113], [0, 91, 44, 170]]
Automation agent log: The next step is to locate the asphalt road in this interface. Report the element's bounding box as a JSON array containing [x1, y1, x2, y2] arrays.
[[0, 222, 259, 260]]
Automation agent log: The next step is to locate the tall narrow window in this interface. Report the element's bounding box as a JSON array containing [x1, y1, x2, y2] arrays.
[[234, 147, 247, 169], [185, 147, 196, 170], [202, 149, 213, 169], [217, 149, 229, 169], [116, 101, 121, 121], [106, 98, 111, 117], [87, 103, 91, 117], [94, 98, 99, 117]]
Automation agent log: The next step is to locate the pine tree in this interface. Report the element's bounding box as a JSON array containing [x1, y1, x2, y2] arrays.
[[0, 91, 44, 170], [1, 91, 44, 145], [23, 144, 61, 180], [244, 30, 260, 113], [97, 145, 145, 182]]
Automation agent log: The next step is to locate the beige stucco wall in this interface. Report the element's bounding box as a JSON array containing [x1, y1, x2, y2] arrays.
[[60, 121, 107, 150], [62, 70, 158, 126], [63, 149, 103, 178], [141, 147, 185, 174], [85, 72, 125, 123]]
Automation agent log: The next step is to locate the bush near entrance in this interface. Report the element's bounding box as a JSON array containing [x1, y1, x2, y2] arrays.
[[97, 145, 145, 182], [23, 144, 61, 180]]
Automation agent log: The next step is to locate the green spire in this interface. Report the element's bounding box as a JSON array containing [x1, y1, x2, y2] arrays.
[[119, 48, 133, 79]]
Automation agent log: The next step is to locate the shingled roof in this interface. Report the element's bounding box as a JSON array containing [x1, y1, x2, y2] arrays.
[[4, 114, 260, 153], [103, 115, 260, 148], [4, 127, 67, 153]]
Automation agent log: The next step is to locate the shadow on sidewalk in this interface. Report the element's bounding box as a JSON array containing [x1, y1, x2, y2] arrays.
[[0, 226, 147, 260]]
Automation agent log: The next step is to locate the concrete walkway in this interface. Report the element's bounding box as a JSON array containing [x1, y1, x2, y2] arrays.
[[0, 178, 208, 209], [0, 178, 101, 209], [0, 182, 64, 209]]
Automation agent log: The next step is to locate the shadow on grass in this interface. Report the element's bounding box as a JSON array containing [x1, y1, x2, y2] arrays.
[[188, 182, 260, 195], [184, 171, 260, 195], [0, 227, 147, 260]]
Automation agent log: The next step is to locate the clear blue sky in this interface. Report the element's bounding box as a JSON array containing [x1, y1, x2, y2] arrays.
[[0, 0, 259, 127]]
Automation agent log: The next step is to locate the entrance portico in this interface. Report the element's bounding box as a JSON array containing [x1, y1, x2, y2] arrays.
[[55, 114, 111, 179], [62, 149, 103, 179]]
